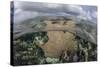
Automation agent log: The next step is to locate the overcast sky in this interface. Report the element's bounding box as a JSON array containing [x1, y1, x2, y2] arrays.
[[13, 1, 97, 23]]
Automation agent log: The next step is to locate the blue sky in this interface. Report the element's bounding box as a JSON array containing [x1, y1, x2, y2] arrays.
[[14, 1, 97, 23]]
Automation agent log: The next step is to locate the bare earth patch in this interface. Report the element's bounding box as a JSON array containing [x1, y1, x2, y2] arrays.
[[39, 20, 77, 58]]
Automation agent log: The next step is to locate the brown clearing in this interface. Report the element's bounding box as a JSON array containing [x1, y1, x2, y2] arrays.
[[39, 20, 77, 58]]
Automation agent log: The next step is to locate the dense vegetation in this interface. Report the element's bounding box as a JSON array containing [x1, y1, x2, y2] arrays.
[[13, 31, 97, 65]]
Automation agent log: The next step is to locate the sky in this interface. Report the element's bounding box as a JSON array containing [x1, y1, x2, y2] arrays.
[[13, 1, 97, 23]]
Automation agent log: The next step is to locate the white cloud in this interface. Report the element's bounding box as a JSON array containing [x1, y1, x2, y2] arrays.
[[86, 11, 92, 20], [77, 15, 87, 20], [14, 1, 85, 15], [13, 1, 97, 23], [44, 3, 62, 8], [14, 8, 23, 15], [14, 1, 22, 9], [14, 10, 39, 23], [92, 11, 97, 19], [77, 11, 92, 21], [64, 5, 85, 15]]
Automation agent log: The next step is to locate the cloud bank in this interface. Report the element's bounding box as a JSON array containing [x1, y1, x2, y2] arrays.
[[13, 1, 97, 23]]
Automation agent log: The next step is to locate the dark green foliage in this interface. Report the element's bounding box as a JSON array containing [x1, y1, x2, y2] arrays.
[[13, 32, 48, 65], [13, 32, 97, 65], [59, 36, 97, 63]]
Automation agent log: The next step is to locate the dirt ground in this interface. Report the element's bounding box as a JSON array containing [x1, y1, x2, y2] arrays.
[[39, 20, 77, 58]]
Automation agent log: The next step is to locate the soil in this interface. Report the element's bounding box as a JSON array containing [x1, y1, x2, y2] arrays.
[[39, 20, 77, 58]]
